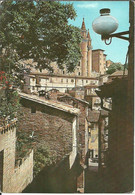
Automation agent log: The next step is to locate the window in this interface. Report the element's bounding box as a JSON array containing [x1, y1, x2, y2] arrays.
[[32, 86, 35, 90], [78, 62, 80, 66], [66, 79, 68, 83], [86, 80, 88, 83], [71, 79, 74, 83], [63, 71, 65, 74], [78, 72, 80, 76], [61, 79, 63, 83], [36, 76, 40, 84], [32, 78, 35, 82]]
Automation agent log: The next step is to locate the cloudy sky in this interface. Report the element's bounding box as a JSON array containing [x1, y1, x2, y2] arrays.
[[62, 1, 129, 64]]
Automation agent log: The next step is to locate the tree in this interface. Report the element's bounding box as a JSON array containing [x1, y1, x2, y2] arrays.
[[106, 63, 125, 75], [0, 0, 81, 73], [0, 71, 20, 122]]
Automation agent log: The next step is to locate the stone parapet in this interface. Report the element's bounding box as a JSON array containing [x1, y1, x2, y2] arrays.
[[0, 119, 17, 135]]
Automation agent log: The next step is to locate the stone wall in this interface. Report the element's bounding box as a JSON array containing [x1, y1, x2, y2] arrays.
[[0, 121, 33, 193], [5, 150, 33, 193]]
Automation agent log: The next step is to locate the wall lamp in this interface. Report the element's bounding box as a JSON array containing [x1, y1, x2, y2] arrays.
[[92, 8, 129, 45]]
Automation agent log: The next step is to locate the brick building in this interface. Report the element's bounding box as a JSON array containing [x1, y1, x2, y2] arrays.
[[17, 92, 90, 192], [92, 49, 107, 75], [16, 90, 91, 192]]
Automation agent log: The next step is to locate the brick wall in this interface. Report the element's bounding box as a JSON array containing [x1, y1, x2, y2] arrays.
[[92, 51, 100, 73], [92, 50, 106, 74], [17, 105, 72, 161]]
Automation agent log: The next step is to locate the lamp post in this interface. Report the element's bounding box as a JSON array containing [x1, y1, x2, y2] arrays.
[[92, 8, 129, 45]]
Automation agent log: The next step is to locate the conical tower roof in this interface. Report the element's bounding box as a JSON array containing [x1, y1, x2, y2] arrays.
[[81, 18, 86, 30], [87, 29, 91, 40]]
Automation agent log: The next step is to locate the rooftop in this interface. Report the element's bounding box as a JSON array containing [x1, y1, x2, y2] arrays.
[[96, 77, 128, 98], [58, 94, 89, 105], [81, 18, 86, 30], [19, 92, 80, 116], [29, 72, 99, 80], [109, 70, 128, 77]]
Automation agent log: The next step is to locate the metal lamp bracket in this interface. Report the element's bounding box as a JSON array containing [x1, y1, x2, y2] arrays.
[[102, 31, 129, 41]]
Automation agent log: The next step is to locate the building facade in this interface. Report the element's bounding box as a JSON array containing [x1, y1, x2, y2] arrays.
[[92, 49, 107, 75], [23, 73, 99, 94]]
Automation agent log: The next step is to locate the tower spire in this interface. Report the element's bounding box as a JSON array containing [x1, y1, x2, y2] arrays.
[[81, 18, 86, 30], [87, 29, 91, 40]]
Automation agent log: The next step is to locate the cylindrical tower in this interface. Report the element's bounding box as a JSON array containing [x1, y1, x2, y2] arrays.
[[81, 18, 88, 77], [87, 30, 92, 77]]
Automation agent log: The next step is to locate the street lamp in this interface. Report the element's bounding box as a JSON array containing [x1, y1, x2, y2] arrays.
[[92, 8, 129, 45]]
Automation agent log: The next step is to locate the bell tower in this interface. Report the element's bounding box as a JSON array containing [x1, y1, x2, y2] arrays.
[[81, 18, 88, 77], [87, 29, 92, 77]]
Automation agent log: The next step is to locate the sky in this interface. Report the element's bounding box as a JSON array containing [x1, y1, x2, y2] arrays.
[[62, 1, 129, 64]]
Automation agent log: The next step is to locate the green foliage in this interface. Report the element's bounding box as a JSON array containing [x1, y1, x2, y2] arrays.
[[16, 131, 32, 157], [0, 72, 20, 121], [33, 145, 57, 177], [106, 63, 125, 75], [16, 127, 57, 178], [0, 0, 81, 73]]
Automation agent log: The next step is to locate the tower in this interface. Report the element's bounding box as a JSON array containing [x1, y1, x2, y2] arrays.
[[81, 18, 88, 77], [87, 29, 92, 77]]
